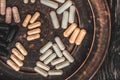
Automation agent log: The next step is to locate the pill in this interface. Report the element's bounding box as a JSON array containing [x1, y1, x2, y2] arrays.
[[27, 34, 40, 41], [55, 0, 65, 3], [75, 29, 87, 45], [40, 49, 53, 61], [61, 11, 69, 29], [28, 22, 41, 29], [40, 42, 53, 53], [34, 67, 48, 77], [23, 0, 29, 4], [55, 36, 65, 51], [63, 23, 77, 37], [57, 0, 72, 14], [69, 28, 80, 44], [0, 0, 6, 15], [48, 70, 63, 76], [12, 48, 25, 60], [69, 5, 76, 23], [5, 7, 12, 24], [44, 53, 56, 64], [51, 57, 65, 66], [40, 0, 58, 9], [10, 54, 24, 67], [7, 60, 20, 71], [50, 11, 60, 29], [12, 7, 21, 23], [27, 28, 41, 35], [30, 12, 40, 23], [15, 42, 28, 56], [22, 14, 32, 27], [31, 0, 36, 3], [63, 50, 74, 63], [52, 44, 62, 57], [36, 61, 50, 71], [55, 61, 70, 70]]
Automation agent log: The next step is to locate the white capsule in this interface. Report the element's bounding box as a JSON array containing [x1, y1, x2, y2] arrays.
[[40, 0, 58, 9], [50, 11, 60, 29], [44, 53, 56, 65], [40, 42, 53, 53], [63, 50, 74, 63], [0, 0, 6, 15], [48, 70, 63, 76], [34, 67, 48, 77], [55, 61, 70, 70], [52, 44, 62, 57], [57, 0, 72, 14], [5, 7, 12, 24], [23, 0, 29, 4], [51, 57, 65, 66], [61, 11, 69, 29], [40, 49, 53, 61], [36, 61, 50, 71], [55, 0, 65, 3], [31, 0, 36, 3], [69, 5, 76, 23]]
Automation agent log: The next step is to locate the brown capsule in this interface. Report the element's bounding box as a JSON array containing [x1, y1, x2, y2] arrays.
[[22, 14, 32, 27], [30, 12, 40, 23], [27, 28, 41, 35], [28, 22, 41, 29], [27, 34, 40, 41], [0, 0, 6, 15], [5, 7, 12, 24]]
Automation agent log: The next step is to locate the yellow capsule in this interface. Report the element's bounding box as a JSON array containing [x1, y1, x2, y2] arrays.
[[5, 7, 12, 24], [28, 22, 41, 29], [27, 28, 41, 35], [30, 12, 40, 23], [27, 34, 40, 41], [22, 14, 32, 27]]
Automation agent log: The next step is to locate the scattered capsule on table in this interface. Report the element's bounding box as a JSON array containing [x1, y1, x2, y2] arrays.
[[36, 61, 50, 71], [5, 7, 12, 24], [15, 42, 28, 56], [10, 54, 24, 67], [30, 12, 40, 23], [55, 0, 65, 3], [48, 70, 63, 76], [40, 42, 53, 53], [44, 53, 56, 65], [50, 11, 60, 29], [23, 0, 29, 4], [40, 49, 53, 61], [63, 50, 74, 63], [63, 23, 77, 37], [69, 5, 76, 23], [75, 29, 87, 45], [22, 14, 32, 27], [12, 7, 21, 23], [27, 33, 40, 41], [27, 28, 41, 35], [28, 22, 41, 29], [7, 60, 20, 71], [0, 0, 6, 15], [69, 28, 80, 44], [34, 67, 48, 77], [61, 11, 69, 29], [57, 0, 72, 14], [40, 0, 58, 9], [51, 57, 65, 66], [52, 44, 62, 57], [31, 0, 36, 3]]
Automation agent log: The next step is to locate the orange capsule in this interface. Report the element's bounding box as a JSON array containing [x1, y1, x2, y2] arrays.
[[22, 14, 32, 27], [27, 34, 40, 41]]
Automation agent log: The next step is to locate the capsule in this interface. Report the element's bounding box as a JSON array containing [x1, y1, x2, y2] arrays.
[[48, 70, 63, 76], [12, 7, 21, 23], [30, 12, 40, 23], [10, 54, 24, 67], [57, 0, 72, 14], [28, 22, 41, 29], [40, 0, 58, 9], [15, 42, 28, 56], [55, 61, 70, 70], [69, 6, 76, 23], [40, 42, 53, 53], [31, 0, 36, 3], [12, 48, 25, 60], [63, 50, 74, 63], [36, 61, 50, 71], [52, 44, 62, 57], [50, 11, 60, 29], [55, 0, 65, 3], [22, 14, 32, 27], [27, 33, 40, 41], [51, 57, 65, 66], [5, 7, 12, 24], [55, 36, 65, 51], [34, 67, 48, 77], [7, 60, 20, 71], [44, 53, 56, 64], [0, 0, 6, 15], [61, 11, 69, 29], [63, 23, 77, 37], [69, 28, 80, 44], [75, 29, 87, 45], [40, 49, 53, 61], [23, 0, 29, 4], [27, 28, 41, 35]]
